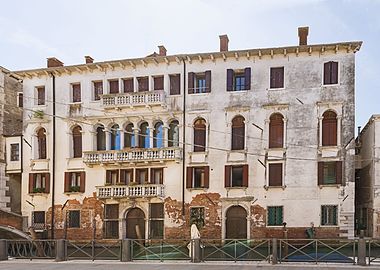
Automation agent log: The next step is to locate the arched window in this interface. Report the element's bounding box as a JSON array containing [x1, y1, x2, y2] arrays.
[[110, 124, 121, 150], [72, 126, 82, 158], [139, 122, 150, 148], [124, 123, 135, 148], [194, 118, 206, 152], [168, 120, 179, 147], [269, 113, 284, 148], [322, 111, 337, 146], [225, 206, 247, 239], [37, 128, 46, 159], [231, 116, 245, 150], [96, 125, 106, 151], [153, 122, 163, 148]]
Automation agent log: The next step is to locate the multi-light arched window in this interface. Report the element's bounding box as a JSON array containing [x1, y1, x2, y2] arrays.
[[194, 118, 206, 152], [168, 120, 179, 147], [231, 116, 245, 150], [110, 124, 121, 150], [269, 113, 284, 148], [124, 123, 135, 148], [96, 125, 106, 151], [153, 122, 164, 148], [72, 126, 82, 158], [139, 122, 150, 148], [37, 128, 47, 159], [322, 111, 337, 146]]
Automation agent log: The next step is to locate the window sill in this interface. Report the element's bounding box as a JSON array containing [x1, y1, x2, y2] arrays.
[[322, 83, 340, 87], [188, 188, 208, 191], [64, 191, 84, 195], [226, 186, 248, 190], [29, 192, 49, 196], [268, 87, 285, 91], [264, 185, 286, 190], [189, 92, 210, 96], [228, 89, 249, 93], [318, 184, 341, 189]]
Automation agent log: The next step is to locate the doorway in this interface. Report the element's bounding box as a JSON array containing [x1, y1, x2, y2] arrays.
[[225, 205, 247, 239], [125, 208, 145, 239]]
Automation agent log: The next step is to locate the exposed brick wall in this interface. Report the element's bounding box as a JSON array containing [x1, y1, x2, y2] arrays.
[[0, 209, 23, 230]]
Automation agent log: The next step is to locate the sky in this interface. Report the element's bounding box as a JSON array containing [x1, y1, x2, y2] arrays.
[[0, 0, 379, 129]]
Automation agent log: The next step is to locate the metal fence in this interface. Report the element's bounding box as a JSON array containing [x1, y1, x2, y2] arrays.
[[7, 240, 56, 259]]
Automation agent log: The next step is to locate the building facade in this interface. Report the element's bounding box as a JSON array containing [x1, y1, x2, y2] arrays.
[[15, 27, 361, 240]]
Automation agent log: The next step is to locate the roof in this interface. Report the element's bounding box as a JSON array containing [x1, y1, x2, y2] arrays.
[[359, 114, 380, 137]]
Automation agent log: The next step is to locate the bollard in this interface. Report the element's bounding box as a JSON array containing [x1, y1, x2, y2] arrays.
[[271, 238, 278, 264], [191, 238, 201, 263], [357, 237, 366, 266], [121, 239, 132, 262], [55, 239, 67, 262], [0, 240, 7, 261]]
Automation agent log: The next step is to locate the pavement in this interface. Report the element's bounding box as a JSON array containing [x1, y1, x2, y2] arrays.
[[1, 260, 380, 270]]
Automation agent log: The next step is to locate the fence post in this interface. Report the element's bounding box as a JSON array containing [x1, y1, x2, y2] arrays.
[[55, 239, 67, 262], [191, 239, 201, 263], [271, 238, 277, 264], [0, 240, 7, 261], [121, 239, 132, 262], [357, 237, 366, 266]]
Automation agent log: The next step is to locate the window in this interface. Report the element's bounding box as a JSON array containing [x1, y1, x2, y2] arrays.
[[93, 81, 103, 101], [267, 206, 283, 226], [168, 120, 179, 147], [193, 118, 206, 152], [190, 207, 205, 229], [10, 144, 19, 161], [231, 116, 245, 150], [37, 128, 47, 159], [268, 163, 283, 187], [106, 170, 119, 185], [188, 71, 211, 94], [32, 211, 45, 230], [29, 173, 50, 193], [96, 125, 106, 151], [138, 77, 149, 92], [138, 122, 150, 148], [153, 122, 163, 148], [227, 68, 251, 91], [110, 124, 121, 150], [154, 76, 164, 91], [72, 83, 81, 103], [17, 92, 23, 107], [318, 161, 342, 185], [149, 203, 164, 239], [72, 126, 82, 158], [123, 78, 134, 93], [269, 113, 284, 148], [186, 166, 209, 189], [322, 111, 337, 146], [225, 165, 248, 188], [120, 169, 133, 185], [270, 67, 284, 89], [64, 172, 85, 192], [169, 74, 180, 95], [37, 86, 45, 105], [124, 123, 135, 148], [136, 168, 148, 184], [324, 61, 338, 85], [321, 205, 337, 226], [68, 210, 80, 228], [150, 168, 163, 184], [104, 204, 119, 239], [109, 80, 119, 94]]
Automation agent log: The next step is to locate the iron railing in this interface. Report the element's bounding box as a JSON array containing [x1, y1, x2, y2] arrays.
[[7, 240, 56, 259]]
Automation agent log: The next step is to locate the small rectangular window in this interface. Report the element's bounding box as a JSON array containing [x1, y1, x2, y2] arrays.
[[123, 78, 134, 93], [270, 67, 284, 89], [267, 206, 283, 226], [169, 74, 180, 95], [318, 161, 342, 185], [186, 166, 209, 189], [138, 77, 149, 92], [106, 170, 119, 185], [151, 168, 163, 184], [104, 204, 119, 239], [72, 83, 81, 102], [193, 167, 205, 188], [154, 76, 164, 91], [37, 86, 45, 105], [120, 169, 133, 185], [65, 172, 85, 193], [68, 210, 80, 228], [17, 92, 23, 107], [109, 80, 119, 94], [323, 61, 338, 85], [231, 166, 243, 187], [195, 74, 206, 93], [149, 203, 164, 239], [32, 211, 45, 230], [136, 168, 148, 184], [227, 68, 251, 91], [268, 163, 283, 187], [93, 81, 103, 100], [321, 205, 337, 226], [10, 143, 19, 161], [190, 207, 205, 229]]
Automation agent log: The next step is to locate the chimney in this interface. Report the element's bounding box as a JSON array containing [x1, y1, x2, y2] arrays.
[[85, 56, 94, 64], [158, 45, 167, 56], [47, 57, 64, 68], [298, 26, 309, 46], [219, 34, 229, 52]]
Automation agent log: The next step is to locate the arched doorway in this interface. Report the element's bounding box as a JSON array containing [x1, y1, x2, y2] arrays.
[[225, 205, 247, 239], [125, 208, 145, 239]]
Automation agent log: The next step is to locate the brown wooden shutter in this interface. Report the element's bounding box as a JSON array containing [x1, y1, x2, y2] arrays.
[[244, 68, 251, 90], [336, 161, 342, 185], [242, 164, 248, 187], [119, 169, 125, 184], [109, 80, 119, 94], [318, 162, 324, 185], [269, 164, 282, 186], [194, 128, 206, 152], [80, 172, 86, 192], [29, 173, 34, 193], [205, 70, 211, 93], [322, 112, 337, 146], [277, 67, 284, 88], [73, 129, 82, 158], [72, 84, 81, 102], [324, 62, 331, 85], [270, 68, 276, 89], [225, 165, 231, 187], [38, 87, 45, 105], [269, 114, 284, 148], [64, 172, 70, 192], [227, 69, 234, 91], [170, 74, 180, 95], [186, 167, 193, 188], [45, 173, 50, 193], [123, 78, 134, 93], [154, 76, 164, 91], [331, 62, 338, 84], [106, 170, 112, 185], [188, 72, 194, 94], [160, 168, 163, 184], [204, 166, 210, 188]]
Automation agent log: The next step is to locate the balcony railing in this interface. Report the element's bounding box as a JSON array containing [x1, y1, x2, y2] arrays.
[[83, 147, 182, 164], [96, 184, 165, 199], [101, 91, 165, 108]]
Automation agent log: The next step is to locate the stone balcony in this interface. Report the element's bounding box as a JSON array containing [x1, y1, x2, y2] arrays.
[[96, 184, 165, 199], [101, 90, 165, 109], [83, 147, 182, 165]]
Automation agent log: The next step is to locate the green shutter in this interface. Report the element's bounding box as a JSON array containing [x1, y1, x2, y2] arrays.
[[268, 206, 283, 226], [276, 207, 283, 225], [268, 207, 275, 226], [332, 206, 337, 225]]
